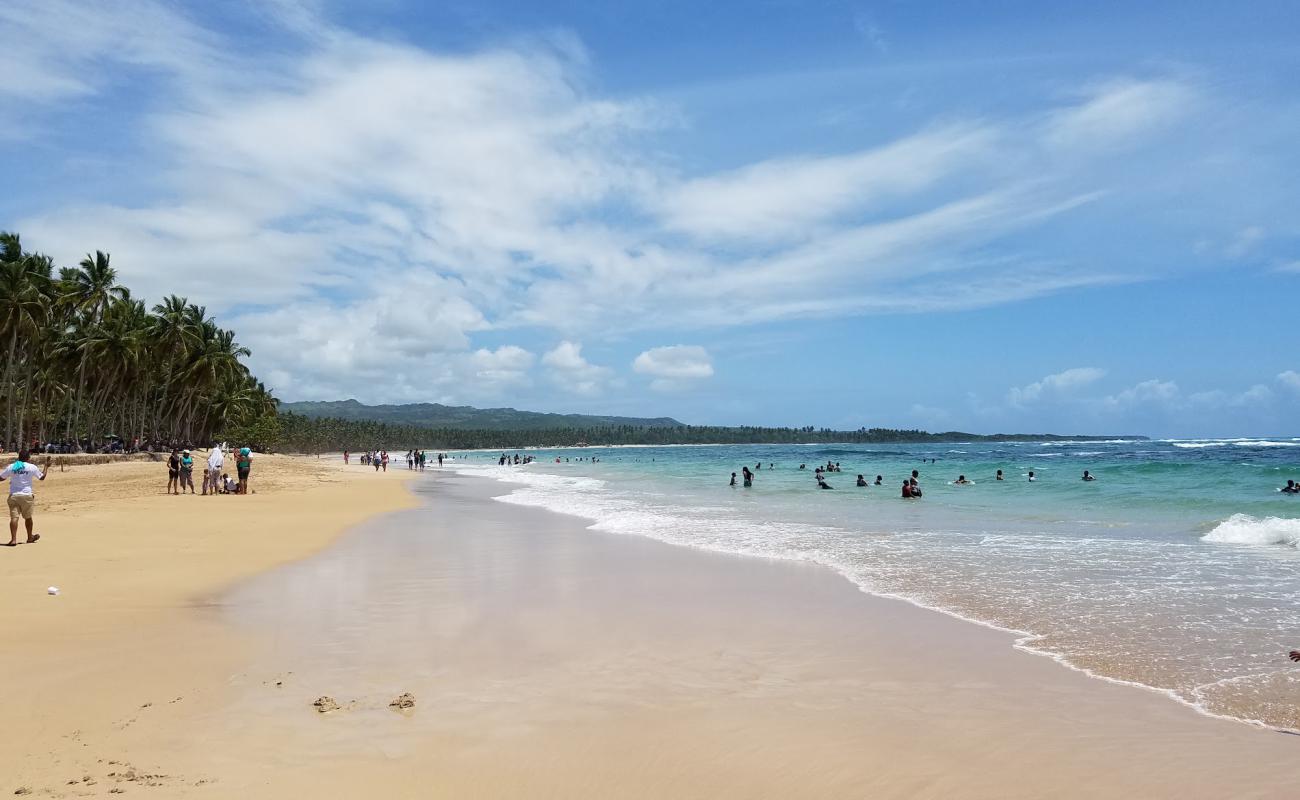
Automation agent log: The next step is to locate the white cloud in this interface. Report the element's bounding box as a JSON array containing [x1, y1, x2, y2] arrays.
[[1278, 370, 1300, 392], [1103, 379, 1180, 410], [541, 341, 611, 395], [0, 0, 224, 140], [1044, 79, 1195, 152], [1, 2, 1247, 405], [1007, 367, 1106, 407], [655, 125, 995, 244], [633, 345, 713, 392]]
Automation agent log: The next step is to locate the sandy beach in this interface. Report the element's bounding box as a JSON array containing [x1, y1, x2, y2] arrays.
[[3, 462, 1297, 798]]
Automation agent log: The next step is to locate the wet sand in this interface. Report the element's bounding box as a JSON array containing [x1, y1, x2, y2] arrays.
[[212, 474, 1298, 798], [5, 466, 1298, 798]]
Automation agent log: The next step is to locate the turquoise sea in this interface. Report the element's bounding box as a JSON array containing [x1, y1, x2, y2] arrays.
[[448, 438, 1300, 730]]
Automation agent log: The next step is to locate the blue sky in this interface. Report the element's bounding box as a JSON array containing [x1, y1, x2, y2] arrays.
[[2, 0, 1298, 437]]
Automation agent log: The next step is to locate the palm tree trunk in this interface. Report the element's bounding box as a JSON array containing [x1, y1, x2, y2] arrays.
[[67, 356, 88, 449], [3, 326, 18, 449], [17, 366, 34, 447]]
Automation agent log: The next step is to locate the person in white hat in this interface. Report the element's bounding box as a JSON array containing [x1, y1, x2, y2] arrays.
[[2, 450, 49, 546], [179, 450, 196, 494]]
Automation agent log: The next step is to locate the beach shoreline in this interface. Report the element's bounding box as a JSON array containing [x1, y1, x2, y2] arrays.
[[5, 462, 1298, 798]]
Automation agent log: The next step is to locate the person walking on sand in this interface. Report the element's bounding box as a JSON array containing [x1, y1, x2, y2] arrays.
[[2, 451, 48, 546], [236, 447, 252, 494]]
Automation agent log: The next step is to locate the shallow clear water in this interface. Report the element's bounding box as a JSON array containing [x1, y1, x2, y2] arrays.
[[446, 438, 1300, 730]]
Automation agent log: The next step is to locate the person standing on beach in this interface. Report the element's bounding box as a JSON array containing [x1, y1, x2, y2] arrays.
[[179, 450, 196, 494], [167, 449, 181, 495], [236, 447, 252, 494], [2, 451, 48, 546], [204, 445, 224, 496]]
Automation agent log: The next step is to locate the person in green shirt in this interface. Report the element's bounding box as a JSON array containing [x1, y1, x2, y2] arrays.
[[179, 450, 196, 494], [236, 447, 252, 495]]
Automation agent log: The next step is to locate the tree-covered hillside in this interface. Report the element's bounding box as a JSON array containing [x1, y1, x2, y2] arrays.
[[278, 399, 683, 430]]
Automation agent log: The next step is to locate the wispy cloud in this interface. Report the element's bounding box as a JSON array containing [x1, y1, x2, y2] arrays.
[[2, 1, 1268, 405]]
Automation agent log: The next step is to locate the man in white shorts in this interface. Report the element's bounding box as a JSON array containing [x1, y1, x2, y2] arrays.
[[2, 450, 48, 546], [204, 445, 224, 496]]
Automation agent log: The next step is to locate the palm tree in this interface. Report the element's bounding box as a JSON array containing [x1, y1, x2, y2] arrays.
[[150, 294, 200, 436], [3, 231, 276, 452], [0, 234, 52, 449], [64, 251, 126, 447]]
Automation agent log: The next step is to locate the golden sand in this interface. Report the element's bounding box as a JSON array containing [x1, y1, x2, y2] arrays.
[[0, 454, 417, 794]]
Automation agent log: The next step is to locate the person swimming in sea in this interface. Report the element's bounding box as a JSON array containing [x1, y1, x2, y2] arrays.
[[742, 466, 754, 487], [730, 472, 737, 487], [856, 474, 867, 487], [901, 480, 914, 498], [1028, 471, 1036, 482], [874, 475, 883, 486], [954, 475, 970, 485], [1281, 479, 1297, 494], [817, 474, 833, 489], [996, 469, 1004, 481], [909, 477, 922, 497], [911, 469, 920, 481], [1082, 470, 1097, 481]]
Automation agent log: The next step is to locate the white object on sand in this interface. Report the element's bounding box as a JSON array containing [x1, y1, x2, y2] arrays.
[[47, 586, 59, 595]]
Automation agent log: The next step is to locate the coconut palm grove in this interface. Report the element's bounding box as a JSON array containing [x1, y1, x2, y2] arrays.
[[0, 232, 278, 453]]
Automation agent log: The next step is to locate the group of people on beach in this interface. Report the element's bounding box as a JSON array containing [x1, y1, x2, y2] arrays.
[[343, 450, 445, 471], [167, 445, 251, 495]]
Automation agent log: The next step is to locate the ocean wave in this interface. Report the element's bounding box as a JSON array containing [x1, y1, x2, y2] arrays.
[[1172, 442, 1228, 449], [1202, 514, 1300, 547], [1039, 439, 1137, 446], [1233, 440, 1300, 448]]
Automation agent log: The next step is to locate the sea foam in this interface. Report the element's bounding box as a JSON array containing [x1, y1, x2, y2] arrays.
[[1202, 514, 1300, 547]]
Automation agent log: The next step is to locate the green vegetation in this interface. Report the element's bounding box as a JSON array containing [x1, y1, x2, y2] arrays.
[[278, 399, 683, 430], [269, 411, 1143, 453], [1, 232, 275, 450]]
